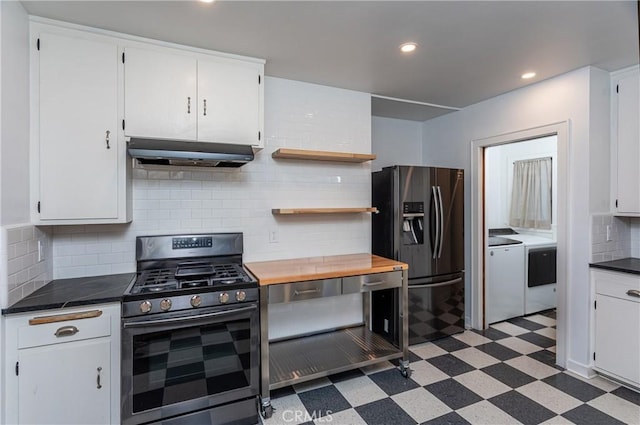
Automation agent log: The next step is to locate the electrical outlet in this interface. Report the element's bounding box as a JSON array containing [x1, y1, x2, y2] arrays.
[[37, 240, 44, 262], [606, 225, 612, 242], [269, 229, 279, 243]]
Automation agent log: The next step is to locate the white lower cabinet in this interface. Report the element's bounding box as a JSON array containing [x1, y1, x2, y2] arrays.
[[3, 303, 121, 425], [592, 269, 640, 388], [486, 245, 525, 325], [18, 338, 111, 424]]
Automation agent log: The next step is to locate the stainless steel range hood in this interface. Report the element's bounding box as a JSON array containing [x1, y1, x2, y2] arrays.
[[127, 138, 254, 167]]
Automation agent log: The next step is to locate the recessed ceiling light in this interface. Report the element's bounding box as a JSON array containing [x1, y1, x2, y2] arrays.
[[400, 42, 417, 53], [200, 0, 215, 3], [521, 72, 537, 80]]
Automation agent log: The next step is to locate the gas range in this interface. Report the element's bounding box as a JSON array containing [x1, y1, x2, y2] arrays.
[[122, 233, 258, 318], [121, 233, 260, 425]]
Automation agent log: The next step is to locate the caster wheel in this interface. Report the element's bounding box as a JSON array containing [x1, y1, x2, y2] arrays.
[[261, 404, 273, 419], [400, 368, 411, 378]]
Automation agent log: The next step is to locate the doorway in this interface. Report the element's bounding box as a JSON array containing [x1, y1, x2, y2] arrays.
[[470, 122, 568, 368]]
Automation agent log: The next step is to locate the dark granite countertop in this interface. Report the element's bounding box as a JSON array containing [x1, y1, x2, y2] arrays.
[[2, 273, 136, 315], [589, 258, 640, 275]]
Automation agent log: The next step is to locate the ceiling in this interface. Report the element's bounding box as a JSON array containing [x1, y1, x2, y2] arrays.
[[21, 1, 639, 122]]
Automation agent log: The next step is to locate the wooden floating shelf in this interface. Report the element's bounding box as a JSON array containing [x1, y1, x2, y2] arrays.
[[272, 207, 378, 215], [272, 148, 376, 163]]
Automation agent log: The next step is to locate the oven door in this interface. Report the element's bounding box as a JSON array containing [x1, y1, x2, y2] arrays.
[[121, 303, 259, 425]]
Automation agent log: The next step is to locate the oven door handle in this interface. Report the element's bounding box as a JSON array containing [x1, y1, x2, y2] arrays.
[[123, 304, 257, 328]]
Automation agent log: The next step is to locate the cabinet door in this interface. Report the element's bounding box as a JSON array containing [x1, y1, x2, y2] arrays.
[[124, 47, 197, 140], [616, 71, 640, 213], [594, 293, 640, 384], [197, 58, 262, 145], [39, 33, 118, 220], [18, 338, 111, 424], [485, 246, 525, 324]]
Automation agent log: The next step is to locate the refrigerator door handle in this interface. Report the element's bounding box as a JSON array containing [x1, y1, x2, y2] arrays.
[[437, 186, 445, 258], [409, 277, 463, 289], [432, 186, 440, 259]]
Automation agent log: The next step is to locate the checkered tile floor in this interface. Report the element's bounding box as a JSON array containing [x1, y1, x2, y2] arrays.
[[262, 311, 640, 425]]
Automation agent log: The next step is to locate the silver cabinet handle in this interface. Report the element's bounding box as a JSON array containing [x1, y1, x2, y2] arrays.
[[203, 99, 207, 116], [627, 289, 640, 298], [362, 281, 386, 287], [105, 130, 110, 149], [294, 288, 320, 296], [187, 96, 191, 114], [96, 367, 102, 389], [54, 325, 79, 338]]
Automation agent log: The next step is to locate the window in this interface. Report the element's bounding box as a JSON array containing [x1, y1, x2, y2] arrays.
[[509, 157, 552, 229]]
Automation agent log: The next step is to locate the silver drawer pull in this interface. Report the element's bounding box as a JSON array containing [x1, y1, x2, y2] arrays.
[[627, 289, 640, 298], [362, 281, 385, 287], [54, 325, 79, 338], [294, 288, 320, 296]]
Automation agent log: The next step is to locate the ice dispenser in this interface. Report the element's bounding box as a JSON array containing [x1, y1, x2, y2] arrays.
[[402, 202, 424, 245]]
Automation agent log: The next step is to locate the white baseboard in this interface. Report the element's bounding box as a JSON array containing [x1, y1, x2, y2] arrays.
[[566, 359, 597, 379]]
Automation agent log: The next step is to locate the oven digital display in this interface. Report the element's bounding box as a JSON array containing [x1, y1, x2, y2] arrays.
[[172, 237, 213, 249]]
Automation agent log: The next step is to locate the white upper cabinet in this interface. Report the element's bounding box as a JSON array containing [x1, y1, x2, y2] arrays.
[[124, 47, 264, 147], [35, 31, 131, 224], [613, 68, 640, 215], [123, 47, 197, 141], [198, 57, 262, 145]]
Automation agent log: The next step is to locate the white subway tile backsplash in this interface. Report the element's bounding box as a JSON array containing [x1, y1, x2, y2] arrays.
[[2, 224, 53, 308], [590, 214, 634, 262], [630, 218, 640, 257], [50, 77, 372, 278]]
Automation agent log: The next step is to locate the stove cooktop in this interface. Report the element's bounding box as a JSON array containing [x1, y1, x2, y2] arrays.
[[128, 263, 256, 295]]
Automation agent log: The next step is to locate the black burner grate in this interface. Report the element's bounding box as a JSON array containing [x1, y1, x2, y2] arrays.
[[143, 269, 174, 285], [129, 262, 253, 295]]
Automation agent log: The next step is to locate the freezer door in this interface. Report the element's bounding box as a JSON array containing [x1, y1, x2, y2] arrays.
[[434, 168, 465, 276], [408, 274, 465, 344]]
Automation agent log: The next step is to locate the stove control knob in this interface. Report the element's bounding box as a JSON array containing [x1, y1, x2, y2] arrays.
[[219, 292, 230, 304], [140, 300, 152, 314], [190, 295, 202, 308], [236, 291, 247, 302], [160, 299, 172, 311]]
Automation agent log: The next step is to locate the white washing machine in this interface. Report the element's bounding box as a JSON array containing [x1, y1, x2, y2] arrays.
[[507, 234, 557, 315]]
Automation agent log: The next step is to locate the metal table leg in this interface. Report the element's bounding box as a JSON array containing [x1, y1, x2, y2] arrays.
[[259, 286, 273, 418], [399, 269, 411, 378]]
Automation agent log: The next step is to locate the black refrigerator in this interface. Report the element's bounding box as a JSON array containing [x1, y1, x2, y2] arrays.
[[372, 165, 465, 345]]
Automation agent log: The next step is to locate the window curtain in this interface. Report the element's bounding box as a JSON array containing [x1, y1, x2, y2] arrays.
[[509, 157, 552, 230]]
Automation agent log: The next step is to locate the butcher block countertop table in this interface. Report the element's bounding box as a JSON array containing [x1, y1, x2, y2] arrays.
[[244, 253, 408, 285]]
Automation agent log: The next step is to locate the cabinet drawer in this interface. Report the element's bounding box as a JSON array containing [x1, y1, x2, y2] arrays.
[[269, 279, 341, 304], [342, 271, 402, 294], [594, 270, 640, 303], [18, 308, 112, 349]]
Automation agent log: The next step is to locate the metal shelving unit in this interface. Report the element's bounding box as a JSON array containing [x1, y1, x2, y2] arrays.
[[269, 326, 402, 389], [258, 270, 409, 418]]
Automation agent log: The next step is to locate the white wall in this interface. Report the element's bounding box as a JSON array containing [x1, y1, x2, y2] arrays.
[[0, 2, 32, 422], [485, 136, 557, 232], [51, 77, 373, 278], [371, 116, 422, 171], [421, 66, 610, 374], [0, 1, 30, 226]]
